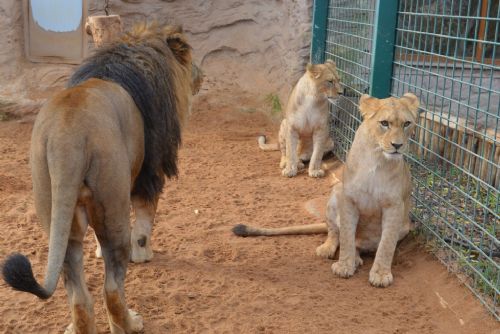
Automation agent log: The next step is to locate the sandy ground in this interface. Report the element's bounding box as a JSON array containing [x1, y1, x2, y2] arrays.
[[0, 90, 498, 334]]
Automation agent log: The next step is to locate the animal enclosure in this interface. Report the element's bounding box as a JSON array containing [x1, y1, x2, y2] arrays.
[[312, 0, 499, 319]]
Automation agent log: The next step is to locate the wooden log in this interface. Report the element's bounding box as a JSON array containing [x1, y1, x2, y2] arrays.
[[414, 112, 499, 187], [85, 15, 122, 48]]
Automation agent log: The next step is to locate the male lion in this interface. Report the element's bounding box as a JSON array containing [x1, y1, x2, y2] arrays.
[[234, 93, 420, 288], [2, 23, 196, 334], [258, 60, 342, 178]]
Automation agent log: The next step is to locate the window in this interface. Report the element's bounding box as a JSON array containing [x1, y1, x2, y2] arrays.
[[23, 0, 88, 64]]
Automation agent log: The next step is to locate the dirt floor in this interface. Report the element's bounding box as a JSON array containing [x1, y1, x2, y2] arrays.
[[0, 89, 498, 334]]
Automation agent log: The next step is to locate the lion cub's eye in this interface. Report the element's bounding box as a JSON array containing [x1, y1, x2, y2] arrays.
[[380, 120, 389, 127], [403, 121, 412, 128]]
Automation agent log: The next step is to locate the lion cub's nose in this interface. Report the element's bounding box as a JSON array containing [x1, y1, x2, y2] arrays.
[[391, 143, 403, 150]]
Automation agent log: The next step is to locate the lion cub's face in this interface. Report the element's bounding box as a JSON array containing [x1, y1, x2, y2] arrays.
[[306, 60, 343, 101], [359, 93, 420, 160]]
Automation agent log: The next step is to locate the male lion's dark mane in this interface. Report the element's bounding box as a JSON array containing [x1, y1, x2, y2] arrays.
[[68, 25, 191, 201]]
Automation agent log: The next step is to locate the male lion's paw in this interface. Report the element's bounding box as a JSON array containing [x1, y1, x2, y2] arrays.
[[130, 235, 154, 263], [64, 323, 74, 334], [369, 268, 393, 288], [331, 260, 356, 278], [281, 167, 298, 177], [64, 323, 97, 334], [316, 242, 337, 259], [128, 309, 144, 332], [95, 244, 102, 259], [309, 169, 325, 178]]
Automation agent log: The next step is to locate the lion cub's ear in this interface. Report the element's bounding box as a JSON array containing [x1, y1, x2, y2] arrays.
[[400, 93, 420, 120], [359, 94, 380, 120], [324, 59, 337, 69], [306, 63, 322, 79]]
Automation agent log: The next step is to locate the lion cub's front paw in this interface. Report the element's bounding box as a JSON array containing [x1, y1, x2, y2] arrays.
[[279, 159, 287, 169], [281, 166, 298, 177], [369, 268, 393, 288], [309, 169, 325, 178], [64, 323, 74, 334], [331, 260, 356, 278], [316, 242, 337, 259]]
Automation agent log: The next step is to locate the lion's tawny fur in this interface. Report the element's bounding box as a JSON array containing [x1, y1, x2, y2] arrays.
[[319, 93, 420, 287], [2, 23, 197, 333], [259, 60, 342, 178], [234, 93, 420, 288]]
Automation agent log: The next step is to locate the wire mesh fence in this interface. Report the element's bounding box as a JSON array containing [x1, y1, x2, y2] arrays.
[[317, 0, 499, 319], [325, 0, 375, 161]]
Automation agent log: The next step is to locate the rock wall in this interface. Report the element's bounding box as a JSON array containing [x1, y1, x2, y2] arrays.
[[0, 0, 313, 115]]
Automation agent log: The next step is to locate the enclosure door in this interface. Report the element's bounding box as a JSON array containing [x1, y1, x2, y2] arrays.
[[23, 0, 88, 64]]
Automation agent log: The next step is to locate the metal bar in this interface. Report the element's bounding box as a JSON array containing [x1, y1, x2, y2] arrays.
[[475, 0, 489, 62], [389, 0, 499, 318], [397, 12, 499, 21], [311, 0, 329, 64], [369, 0, 399, 98]]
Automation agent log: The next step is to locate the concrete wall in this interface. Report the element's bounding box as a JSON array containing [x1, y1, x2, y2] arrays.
[[0, 0, 313, 114]]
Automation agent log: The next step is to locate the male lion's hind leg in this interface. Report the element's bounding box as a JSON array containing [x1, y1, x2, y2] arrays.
[[100, 241, 143, 333], [64, 206, 97, 334], [98, 230, 143, 333], [130, 195, 158, 263], [94, 168, 143, 333]]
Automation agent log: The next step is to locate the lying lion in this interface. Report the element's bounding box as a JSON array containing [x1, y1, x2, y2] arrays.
[[258, 60, 342, 178], [234, 93, 420, 288], [2, 23, 197, 334]]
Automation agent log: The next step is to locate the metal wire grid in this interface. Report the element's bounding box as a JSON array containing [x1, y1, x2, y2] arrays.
[[392, 0, 499, 319], [320, 0, 499, 319], [325, 0, 376, 161]]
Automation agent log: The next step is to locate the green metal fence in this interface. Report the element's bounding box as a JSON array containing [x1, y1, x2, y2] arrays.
[[313, 0, 499, 319]]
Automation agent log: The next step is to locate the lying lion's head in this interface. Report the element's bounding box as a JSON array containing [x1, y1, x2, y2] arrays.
[[306, 60, 343, 100], [359, 93, 420, 160]]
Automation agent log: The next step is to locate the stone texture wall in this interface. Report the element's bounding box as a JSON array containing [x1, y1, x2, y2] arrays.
[[0, 0, 313, 114]]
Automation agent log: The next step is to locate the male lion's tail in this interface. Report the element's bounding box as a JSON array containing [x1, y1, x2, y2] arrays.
[[232, 223, 327, 237], [257, 135, 279, 151], [2, 142, 84, 299]]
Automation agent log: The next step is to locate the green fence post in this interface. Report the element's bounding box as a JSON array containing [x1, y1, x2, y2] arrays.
[[310, 0, 329, 64], [369, 0, 399, 98]]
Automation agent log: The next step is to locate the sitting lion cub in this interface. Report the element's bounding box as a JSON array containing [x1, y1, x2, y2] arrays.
[[318, 93, 419, 287], [259, 60, 342, 178], [234, 93, 420, 288]]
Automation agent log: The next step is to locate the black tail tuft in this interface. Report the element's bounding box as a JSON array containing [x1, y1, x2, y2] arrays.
[[232, 224, 249, 237], [2, 253, 49, 299]]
